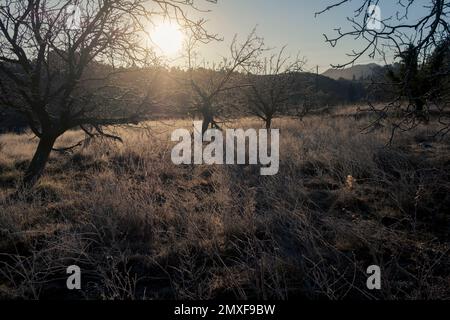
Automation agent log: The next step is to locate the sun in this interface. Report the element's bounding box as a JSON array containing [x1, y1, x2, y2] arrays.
[[150, 22, 184, 56]]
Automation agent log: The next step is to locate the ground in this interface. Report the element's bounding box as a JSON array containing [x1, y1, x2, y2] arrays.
[[0, 108, 449, 300]]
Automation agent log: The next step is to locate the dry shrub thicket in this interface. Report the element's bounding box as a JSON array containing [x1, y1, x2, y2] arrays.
[[0, 108, 449, 300]]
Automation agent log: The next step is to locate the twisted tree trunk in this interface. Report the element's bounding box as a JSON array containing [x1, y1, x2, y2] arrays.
[[21, 134, 57, 188]]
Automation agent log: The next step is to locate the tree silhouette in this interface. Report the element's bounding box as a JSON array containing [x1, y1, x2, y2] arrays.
[[245, 47, 305, 129], [0, 0, 211, 188], [184, 29, 264, 134]]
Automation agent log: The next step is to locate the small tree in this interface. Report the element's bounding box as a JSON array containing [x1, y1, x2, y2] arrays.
[[0, 0, 210, 188], [185, 29, 264, 134], [245, 47, 304, 129]]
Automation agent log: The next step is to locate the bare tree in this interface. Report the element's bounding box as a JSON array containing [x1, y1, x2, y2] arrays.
[[0, 0, 211, 188], [245, 47, 305, 129], [317, 0, 450, 138], [184, 28, 264, 134]]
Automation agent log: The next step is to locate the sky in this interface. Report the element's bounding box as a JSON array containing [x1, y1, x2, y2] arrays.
[[174, 0, 428, 73]]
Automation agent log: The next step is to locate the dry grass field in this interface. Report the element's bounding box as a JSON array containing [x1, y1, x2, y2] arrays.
[[0, 109, 449, 300]]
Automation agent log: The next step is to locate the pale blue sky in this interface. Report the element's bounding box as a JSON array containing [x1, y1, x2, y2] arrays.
[[180, 0, 428, 73]]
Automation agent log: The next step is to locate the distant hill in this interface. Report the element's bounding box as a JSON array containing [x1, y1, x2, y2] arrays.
[[0, 64, 369, 133], [242, 71, 367, 108], [322, 63, 383, 81]]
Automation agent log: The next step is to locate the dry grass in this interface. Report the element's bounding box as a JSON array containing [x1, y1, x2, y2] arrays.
[[0, 114, 449, 300]]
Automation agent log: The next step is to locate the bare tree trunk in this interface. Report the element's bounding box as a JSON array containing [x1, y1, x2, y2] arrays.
[[265, 117, 272, 130], [202, 114, 212, 135], [21, 135, 57, 188]]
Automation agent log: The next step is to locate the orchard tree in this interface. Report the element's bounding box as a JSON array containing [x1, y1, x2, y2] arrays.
[[245, 47, 304, 129], [185, 29, 264, 134], [0, 0, 211, 188]]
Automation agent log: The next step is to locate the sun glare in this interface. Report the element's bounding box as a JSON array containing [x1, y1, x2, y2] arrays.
[[150, 22, 184, 56]]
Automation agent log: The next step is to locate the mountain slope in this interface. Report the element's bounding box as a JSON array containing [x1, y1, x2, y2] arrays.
[[322, 63, 382, 81]]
